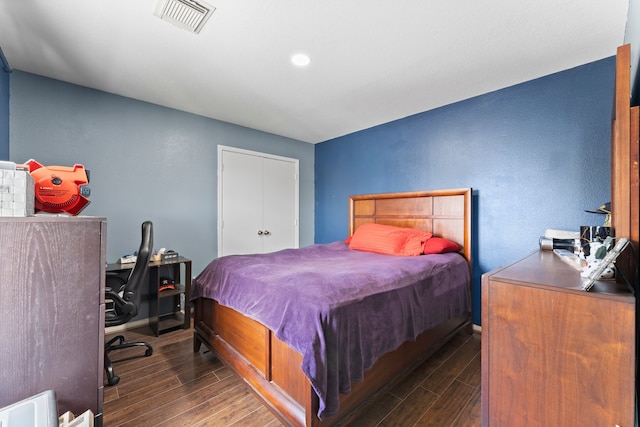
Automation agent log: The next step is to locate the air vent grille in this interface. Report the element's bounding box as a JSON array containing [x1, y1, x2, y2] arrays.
[[154, 0, 215, 34]]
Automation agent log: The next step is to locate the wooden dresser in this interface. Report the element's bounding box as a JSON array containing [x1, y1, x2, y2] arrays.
[[481, 250, 635, 426], [0, 217, 106, 425]]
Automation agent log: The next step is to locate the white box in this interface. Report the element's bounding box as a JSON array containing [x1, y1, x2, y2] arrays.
[[13, 190, 26, 202], [0, 390, 58, 427], [13, 171, 26, 185], [0, 170, 34, 217], [1, 169, 14, 185]]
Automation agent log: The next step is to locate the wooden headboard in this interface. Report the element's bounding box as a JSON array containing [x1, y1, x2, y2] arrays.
[[348, 188, 472, 267]]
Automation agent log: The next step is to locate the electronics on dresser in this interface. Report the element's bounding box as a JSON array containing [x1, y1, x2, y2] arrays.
[[581, 237, 629, 292], [552, 249, 586, 271], [539, 229, 580, 252]]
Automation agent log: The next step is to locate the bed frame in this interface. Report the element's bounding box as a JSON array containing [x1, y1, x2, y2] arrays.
[[193, 188, 473, 426]]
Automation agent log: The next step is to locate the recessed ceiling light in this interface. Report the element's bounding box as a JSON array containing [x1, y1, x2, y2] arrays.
[[291, 53, 311, 67]]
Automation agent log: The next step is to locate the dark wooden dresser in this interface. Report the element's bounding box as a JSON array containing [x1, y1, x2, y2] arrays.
[[0, 217, 106, 425], [481, 250, 635, 426]]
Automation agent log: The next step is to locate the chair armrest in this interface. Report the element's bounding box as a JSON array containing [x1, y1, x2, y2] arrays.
[[105, 275, 135, 314]]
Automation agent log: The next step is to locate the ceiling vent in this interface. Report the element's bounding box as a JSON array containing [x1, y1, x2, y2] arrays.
[[154, 0, 215, 34]]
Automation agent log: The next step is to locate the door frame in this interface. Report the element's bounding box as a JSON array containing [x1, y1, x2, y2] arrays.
[[217, 145, 300, 257]]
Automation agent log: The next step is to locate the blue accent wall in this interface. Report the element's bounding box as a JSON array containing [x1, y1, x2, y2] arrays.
[[315, 58, 615, 325]]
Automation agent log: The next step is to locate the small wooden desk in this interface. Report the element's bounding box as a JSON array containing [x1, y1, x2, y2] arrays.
[[107, 256, 192, 336]]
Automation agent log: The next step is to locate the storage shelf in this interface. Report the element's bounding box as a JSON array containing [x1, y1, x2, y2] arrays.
[[158, 283, 185, 298], [147, 256, 191, 336], [158, 312, 185, 334], [107, 256, 192, 337]]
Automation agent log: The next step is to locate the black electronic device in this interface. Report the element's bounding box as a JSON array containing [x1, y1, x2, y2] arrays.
[[161, 250, 178, 261], [539, 236, 576, 252]]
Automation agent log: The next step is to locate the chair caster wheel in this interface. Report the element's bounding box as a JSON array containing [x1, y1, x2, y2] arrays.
[[145, 348, 153, 357], [108, 375, 120, 386]]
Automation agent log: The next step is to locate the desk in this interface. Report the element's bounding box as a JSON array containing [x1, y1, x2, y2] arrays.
[[107, 256, 191, 336]]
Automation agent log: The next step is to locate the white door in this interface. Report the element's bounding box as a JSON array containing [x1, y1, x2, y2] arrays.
[[218, 146, 299, 257], [262, 157, 297, 253]]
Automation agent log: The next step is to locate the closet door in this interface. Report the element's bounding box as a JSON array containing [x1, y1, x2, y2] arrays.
[[220, 149, 263, 256], [218, 146, 299, 257], [262, 157, 297, 253]]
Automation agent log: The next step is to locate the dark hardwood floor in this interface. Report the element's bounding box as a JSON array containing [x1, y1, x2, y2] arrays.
[[103, 326, 481, 427]]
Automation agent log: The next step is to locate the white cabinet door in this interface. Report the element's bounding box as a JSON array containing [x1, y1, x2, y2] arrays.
[[218, 146, 298, 257]]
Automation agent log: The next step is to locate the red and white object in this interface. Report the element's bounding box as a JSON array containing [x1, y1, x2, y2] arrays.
[[26, 159, 90, 215]]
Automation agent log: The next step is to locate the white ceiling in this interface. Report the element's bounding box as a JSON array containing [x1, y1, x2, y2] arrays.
[[0, 0, 630, 144]]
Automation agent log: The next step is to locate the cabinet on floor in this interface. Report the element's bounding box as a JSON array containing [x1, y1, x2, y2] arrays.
[[0, 217, 106, 426], [481, 250, 635, 426], [148, 256, 192, 336]]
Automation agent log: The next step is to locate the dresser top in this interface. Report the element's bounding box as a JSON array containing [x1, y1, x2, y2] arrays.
[[488, 250, 635, 302]]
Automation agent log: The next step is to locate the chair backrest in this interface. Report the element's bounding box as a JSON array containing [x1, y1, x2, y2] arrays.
[[121, 221, 153, 317]]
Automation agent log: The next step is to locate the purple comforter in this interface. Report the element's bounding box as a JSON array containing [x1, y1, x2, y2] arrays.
[[191, 241, 471, 419]]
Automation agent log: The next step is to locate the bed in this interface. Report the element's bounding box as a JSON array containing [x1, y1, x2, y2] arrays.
[[192, 188, 473, 427]]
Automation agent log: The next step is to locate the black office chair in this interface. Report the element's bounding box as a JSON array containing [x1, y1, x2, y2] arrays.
[[104, 221, 154, 386]]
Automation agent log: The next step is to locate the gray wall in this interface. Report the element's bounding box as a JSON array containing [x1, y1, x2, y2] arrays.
[[0, 48, 8, 160], [9, 71, 315, 276]]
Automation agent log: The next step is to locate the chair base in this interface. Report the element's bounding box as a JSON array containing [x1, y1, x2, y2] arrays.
[[105, 335, 153, 386]]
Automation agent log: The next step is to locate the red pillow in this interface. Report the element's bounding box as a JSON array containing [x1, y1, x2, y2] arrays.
[[348, 223, 432, 256], [423, 237, 461, 254]]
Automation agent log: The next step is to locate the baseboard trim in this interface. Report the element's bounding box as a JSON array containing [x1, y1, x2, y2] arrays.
[[472, 323, 482, 333]]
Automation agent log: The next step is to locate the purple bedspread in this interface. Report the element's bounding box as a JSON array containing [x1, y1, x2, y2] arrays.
[[191, 241, 471, 419]]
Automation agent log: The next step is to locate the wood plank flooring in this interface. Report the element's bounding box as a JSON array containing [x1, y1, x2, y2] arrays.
[[103, 326, 481, 426]]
